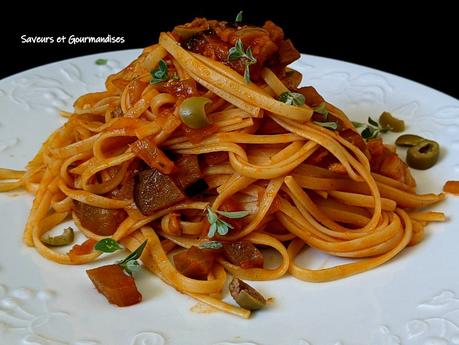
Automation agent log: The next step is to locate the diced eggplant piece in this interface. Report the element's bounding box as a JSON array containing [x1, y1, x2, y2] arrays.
[[223, 241, 264, 269], [297, 86, 325, 107], [86, 264, 142, 307], [184, 179, 209, 197], [173, 246, 215, 280], [134, 169, 185, 216], [74, 201, 127, 236], [173, 155, 203, 190], [278, 39, 300, 65]]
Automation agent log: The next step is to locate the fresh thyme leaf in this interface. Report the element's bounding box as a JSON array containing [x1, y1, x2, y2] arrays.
[[368, 117, 379, 127], [208, 222, 218, 238], [206, 207, 247, 237], [352, 121, 365, 128], [235, 10, 243, 23], [95, 58, 108, 65], [314, 102, 329, 118], [313, 121, 338, 130], [207, 207, 218, 224], [216, 210, 250, 218], [227, 39, 257, 83], [228, 40, 245, 61], [361, 126, 377, 139], [117, 240, 147, 274], [356, 116, 394, 140], [95, 238, 122, 253], [199, 241, 223, 249], [216, 219, 232, 236], [278, 91, 305, 106], [244, 63, 251, 83], [150, 59, 169, 84], [124, 260, 141, 274]]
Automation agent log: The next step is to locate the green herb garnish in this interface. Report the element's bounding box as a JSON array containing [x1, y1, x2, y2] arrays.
[[95, 58, 108, 65], [206, 207, 249, 238], [313, 121, 338, 130], [353, 117, 389, 140], [278, 91, 305, 106], [352, 121, 365, 128], [117, 240, 147, 275], [228, 39, 257, 83], [95, 238, 123, 253], [314, 102, 329, 118], [199, 241, 224, 249], [235, 11, 243, 24], [150, 59, 169, 84]]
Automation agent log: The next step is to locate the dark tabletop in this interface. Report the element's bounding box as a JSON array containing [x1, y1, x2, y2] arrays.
[[2, 2, 458, 99]]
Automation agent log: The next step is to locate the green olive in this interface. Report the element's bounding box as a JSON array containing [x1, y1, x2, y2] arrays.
[[41, 227, 74, 246], [229, 277, 266, 310], [395, 134, 426, 147], [178, 97, 212, 129], [406, 140, 440, 170], [379, 111, 405, 132], [172, 25, 206, 40]]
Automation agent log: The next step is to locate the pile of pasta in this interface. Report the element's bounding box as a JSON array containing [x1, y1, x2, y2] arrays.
[[0, 32, 445, 318]]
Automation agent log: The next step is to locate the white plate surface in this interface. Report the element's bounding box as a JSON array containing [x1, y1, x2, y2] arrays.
[[1, 50, 459, 345]]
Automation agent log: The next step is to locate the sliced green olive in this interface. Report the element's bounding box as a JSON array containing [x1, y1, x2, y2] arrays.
[[395, 134, 426, 147], [229, 277, 266, 311], [406, 140, 440, 170], [178, 97, 212, 129], [172, 25, 206, 40], [379, 111, 405, 132], [41, 227, 75, 246]]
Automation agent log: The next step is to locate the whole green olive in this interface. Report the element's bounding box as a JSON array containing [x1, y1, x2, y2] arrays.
[[395, 134, 425, 147], [41, 227, 74, 246], [379, 111, 405, 132], [406, 140, 440, 170], [178, 97, 212, 129], [229, 277, 266, 310]]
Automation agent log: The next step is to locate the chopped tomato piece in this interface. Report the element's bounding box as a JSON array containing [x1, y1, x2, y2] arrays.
[[68, 239, 96, 262], [262, 20, 284, 45], [182, 123, 219, 144], [223, 241, 264, 269], [220, 198, 246, 232], [443, 181, 459, 195], [203, 151, 229, 166], [339, 129, 370, 158], [86, 264, 142, 307], [173, 246, 215, 280], [368, 138, 416, 186], [131, 135, 175, 174], [278, 39, 300, 65], [158, 79, 199, 98], [221, 197, 242, 212]]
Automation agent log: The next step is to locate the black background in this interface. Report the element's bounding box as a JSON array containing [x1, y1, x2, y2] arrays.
[[2, 2, 458, 99]]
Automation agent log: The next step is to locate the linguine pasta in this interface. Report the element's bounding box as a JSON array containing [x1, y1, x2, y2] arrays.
[[0, 17, 445, 318]]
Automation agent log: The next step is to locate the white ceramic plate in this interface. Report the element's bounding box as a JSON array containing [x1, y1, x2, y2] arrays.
[[1, 50, 459, 345]]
